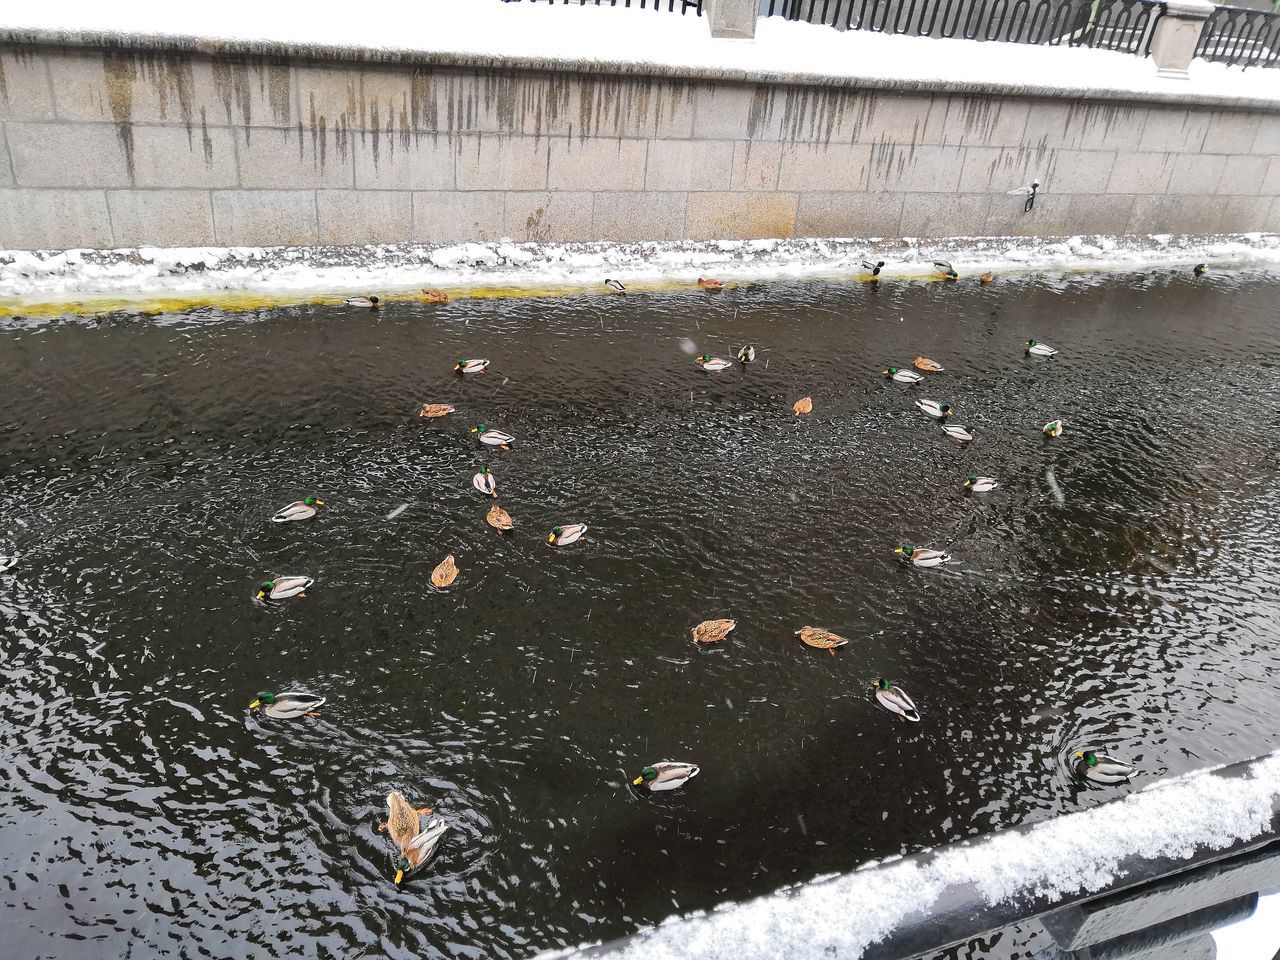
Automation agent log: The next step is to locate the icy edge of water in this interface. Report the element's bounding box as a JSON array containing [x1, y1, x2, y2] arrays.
[[2, 234, 1279, 305], [541, 752, 1280, 960]]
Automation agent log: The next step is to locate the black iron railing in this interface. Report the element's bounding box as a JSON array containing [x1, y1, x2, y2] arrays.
[[1196, 4, 1280, 68], [765, 0, 1165, 55], [500, 0, 703, 12]]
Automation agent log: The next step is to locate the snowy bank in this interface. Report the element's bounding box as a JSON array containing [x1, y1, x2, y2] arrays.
[[1, 234, 1278, 316], [2, 0, 1279, 110]]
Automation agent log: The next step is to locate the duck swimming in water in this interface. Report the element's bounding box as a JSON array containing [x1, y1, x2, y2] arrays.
[[604, 278, 626, 295], [472, 425, 515, 449], [862, 259, 885, 278], [873, 678, 920, 722], [249, 691, 325, 719], [431, 554, 459, 588], [884, 367, 924, 384], [1043, 419, 1064, 438], [472, 466, 497, 497], [344, 295, 380, 309], [934, 260, 958, 280], [697, 355, 733, 372], [793, 396, 813, 416], [698, 278, 724, 291], [256, 576, 313, 601], [691, 619, 736, 645], [942, 423, 975, 442], [980, 272, 994, 284], [421, 288, 449, 304], [913, 357, 944, 372], [272, 496, 324, 522], [632, 762, 699, 792], [796, 626, 849, 656], [895, 546, 951, 567], [548, 524, 587, 546], [380, 791, 448, 884], [1193, 264, 1207, 276], [737, 344, 756, 364], [418, 403, 455, 419], [454, 359, 490, 375], [1026, 339, 1058, 357], [486, 502, 514, 533], [916, 399, 953, 420], [963, 476, 999, 493], [1073, 750, 1136, 784]]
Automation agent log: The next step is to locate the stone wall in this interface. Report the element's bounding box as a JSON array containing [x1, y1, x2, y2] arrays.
[[2, 40, 1279, 250]]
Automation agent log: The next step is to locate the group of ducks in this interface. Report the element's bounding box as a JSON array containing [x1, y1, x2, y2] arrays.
[[272, 275, 1141, 882]]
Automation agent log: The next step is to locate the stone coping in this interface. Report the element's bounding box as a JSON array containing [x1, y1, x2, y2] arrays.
[[4, 26, 1280, 113]]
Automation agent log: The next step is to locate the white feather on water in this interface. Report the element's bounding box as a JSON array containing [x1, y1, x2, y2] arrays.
[[386, 503, 410, 520]]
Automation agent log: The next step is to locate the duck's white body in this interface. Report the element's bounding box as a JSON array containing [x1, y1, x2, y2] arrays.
[[916, 399, 952, 419], [737, 345, 756, 364], [964, 477, 999, 493], [634, 761, 700, 792], [475, 428, 515, 447], [272, 500, 318, 523], [263, 576, 313, 600], [344, 296, 378, 308], [455, 359, 490, 374], [1074, 752, 1136, 784], [604, 279, 626, 294], [1027, 341, 1058, 357], [897, 548, 951, 568], [256, 692, 326, 719], [697, 357, 733, 372], [876, 685, 920, 722], [549, 523, 588, 546], [1043, 419, 1064, 437], [472, 470, 497, 496], [943, 424, 975, 442], [888, 369, 924, 384]]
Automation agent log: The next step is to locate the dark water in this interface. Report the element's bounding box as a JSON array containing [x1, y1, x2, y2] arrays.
[[2, 272, 1280, 960]]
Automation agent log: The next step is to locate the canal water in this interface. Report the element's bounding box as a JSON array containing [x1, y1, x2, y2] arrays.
[[1, 271, 1279, 958]]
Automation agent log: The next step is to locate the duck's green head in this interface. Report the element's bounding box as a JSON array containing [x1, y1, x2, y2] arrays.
[[895, 546, 914, 557], [964, 476, 977, 488], [471, 424, 487, 434], [1026, 339, 1037, 347], [1077, 750, 1099, 767], [303, 496, 324, 507], [250, 691, 276, 708], [699, 355, 712, 363], [256, 580, 275, 600], [632, 766, 658, 786], [480, 466, 490, 476], [875, 678, 892, 691], [883, 367, 898, 377], [394, 855, 412, 884], [940, 403, 953, 416]]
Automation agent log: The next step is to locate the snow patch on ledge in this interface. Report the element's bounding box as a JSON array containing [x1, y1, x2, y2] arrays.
[[543, 753, 1280, 960], [2, 234, 1279, 307]]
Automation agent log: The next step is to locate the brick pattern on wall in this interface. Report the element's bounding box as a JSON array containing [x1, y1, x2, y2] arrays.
[[1, 45, 1278, 250]]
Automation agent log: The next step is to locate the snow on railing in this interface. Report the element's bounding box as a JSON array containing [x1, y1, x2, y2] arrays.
[[501, 0, 704, 14], [1195, 3, 1280, 69]]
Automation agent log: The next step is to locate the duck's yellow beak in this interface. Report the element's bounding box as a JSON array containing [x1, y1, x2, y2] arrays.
[[394, 869, 404, 885], [894, 548, 904, 554], [946, 409, 954, 417], [632, 776, 643, 786], [249, 700, 261, 709], [255, 590, 265, 600], [547, 533, 555, 543], [315, 500, 325, 506], [470, 427, 478, 433], [1073, 751, 1083, 759]]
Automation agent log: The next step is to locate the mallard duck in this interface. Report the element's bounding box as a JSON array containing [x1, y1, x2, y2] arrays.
[[873, 678, 920, 722], [548, 523, 587, 546], [256, 576, 313, 601], [895, 546, 951, 567], [916, 399, 953, 419], [697, 355, 733, 372], [249, 690, 326, 718], [913, 357, 944, 372], [472, 466, 497, 497], [486, 502, 514, 532], [1025, 339, 1058, 357], [454, 359, 490, 374], [1193, 264, 1206, 276], [942, 423, 975, 442], [418, 403, 455, 419], [472, 425, 514, 449], [431, 554, 458, 588], [934, 260, 958, 280], [1043, 419, 1063, 437], [271, 496, 324, 522], [379, 790, 448, 884], [793, 396, 813, 415], [698, 278, 724, 291], [632, 761, 699, 792], [796, 625, 848, 656], [883, 366, 923, 384], [737, 344, 756, 364], [963, 476, 999, 493], [344, 295, 380, 309], [421, 288, 449, 303], [980, 272, 994, 284], [691, 618, 735, 645], [605, 278, 626, 295], [1073, 750, 1136, 784], [862, 259, 885, 277]]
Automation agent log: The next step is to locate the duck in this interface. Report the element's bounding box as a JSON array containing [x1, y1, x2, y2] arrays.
[[418, 403, 455, 419], [1193, 264, 1206, 276], [934, 260, 958, 280], [379, 791, 448, 885], [737, 344, 756, 364], [344, 295, 380, 309], [454, 359, 490, 375], [421, 288, 449, 303], [980, 272, 994, 284], [873, 678, 920, 722], [796, 625, 849, 656], [472, 425, 515, 449], [431, 554, 458, 588], [963, 476, 999, 493], [691, 618, 736, 645], [632, 761, 699, 792], [1043, 419, 1064, 438], [942, 423, 975, 442], [793, 396, 813, 416], [256, 576, 313, 602], [697, 355, 733, 372], [604, 278, 626, 295], [697, 278, 724, 291], [916, 399, 953, 420], [862, 259, 885, 278], [472, 466, 497, 497], [895, 546, 951, 567], [548, 523, 588, 546], [1025, 339, 1058, 357], [883, 366, 924, 384], [271, 496, 324, 522], [248, 691, 326, 719], [1073, 750, 1137, 784], [913, 357, 944, 372], [486, 502, 514, 533]]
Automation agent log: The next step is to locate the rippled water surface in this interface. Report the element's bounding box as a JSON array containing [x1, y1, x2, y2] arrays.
[[2, 272, 1280, 959]]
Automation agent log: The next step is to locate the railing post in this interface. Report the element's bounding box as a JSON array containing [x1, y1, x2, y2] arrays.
[[705, 0, 758, 38], [1148, 0, 1214, 78]]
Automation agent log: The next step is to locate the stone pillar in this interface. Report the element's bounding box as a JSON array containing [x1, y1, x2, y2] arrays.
[[705, 0, 757, 39], [1149, 0, 1214, 79]]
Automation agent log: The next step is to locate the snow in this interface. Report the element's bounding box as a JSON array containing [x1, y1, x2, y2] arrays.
[[1212, 892, 1280, 960], [2, 234, 1279, 313], [541, 753, 1280, 960], [2, 0, 1278, 108]]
